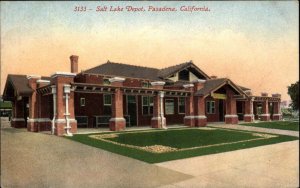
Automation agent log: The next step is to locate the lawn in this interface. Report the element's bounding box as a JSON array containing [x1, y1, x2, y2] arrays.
[[240, 121, 299, 131], [67, 128, 298, 163]]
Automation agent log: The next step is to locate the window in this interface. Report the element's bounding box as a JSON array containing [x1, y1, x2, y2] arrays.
[[103, 94, 112, 115], [142, 96, 153, 115], [178, 97, 185, 114], [141, 81, 150, 88], [103, 78, 111, 85], [165, 99, 175, 115], [206, 101, 215, 114], [179, 69, 190, 81], [80, 98, 85, 107]]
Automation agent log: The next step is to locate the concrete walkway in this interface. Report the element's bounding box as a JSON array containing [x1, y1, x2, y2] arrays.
[[156, 140, 299, 188], [209, 124, 299, 137], [1, 127, 192, 188], [156, 123, 299, 188]]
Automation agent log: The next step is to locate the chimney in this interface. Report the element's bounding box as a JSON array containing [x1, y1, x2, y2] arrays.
[[70, 55, 79, 73]]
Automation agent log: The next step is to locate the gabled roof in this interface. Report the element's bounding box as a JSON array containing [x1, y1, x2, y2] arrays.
[[238, 85, 251, 91], [83, 61, 161, 81], [159, 62, 191, 78], [2, 74, 50, 99], [195, 78, 246, 97], [4, 74, 33, 96], [83, 60, 210, 81], [158, 61, 210, 79]]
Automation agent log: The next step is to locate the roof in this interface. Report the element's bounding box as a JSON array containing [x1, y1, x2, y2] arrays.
[[195, 78, 247, 97], [238, 85, 251, 91], [3, 74, 50, 98], [83, 60, 210, 81], [195, 78, 227, 96], [6, 74, 33, 96], [159, 62, 191, 78], [159, 61, 210, 79], [84, 61, 161, 81]]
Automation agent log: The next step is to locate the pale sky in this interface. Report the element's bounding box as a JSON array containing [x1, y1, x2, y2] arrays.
[[1, 1, 299, 101]]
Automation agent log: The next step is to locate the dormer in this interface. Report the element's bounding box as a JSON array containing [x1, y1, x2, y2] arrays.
[[160, 61, 210, 82]]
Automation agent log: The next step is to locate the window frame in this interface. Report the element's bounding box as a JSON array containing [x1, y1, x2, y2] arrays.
[[178, 97, 185, 114], [165, 99, 175, 115], [103, 94, 112, 106], [206, 101, 215, 114], [142, 96, 153, 115], [141, 81, 150, 88], [80, 98, 85, 107], [103, 78, 111, 85]]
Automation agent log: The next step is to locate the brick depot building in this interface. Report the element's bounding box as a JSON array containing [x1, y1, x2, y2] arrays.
[[2, 55, 282, 136]]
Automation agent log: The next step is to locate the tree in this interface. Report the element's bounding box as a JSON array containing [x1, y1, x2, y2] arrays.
[[287, 81, 299, 110]]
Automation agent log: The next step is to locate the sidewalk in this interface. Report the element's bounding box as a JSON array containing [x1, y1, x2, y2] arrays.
[[1, 126, 192, 188], [209, 123, 299, 137], [156, 140, 299, 188]]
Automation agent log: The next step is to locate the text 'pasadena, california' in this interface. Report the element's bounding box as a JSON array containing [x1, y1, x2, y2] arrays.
[[74, 5, 211, 13]]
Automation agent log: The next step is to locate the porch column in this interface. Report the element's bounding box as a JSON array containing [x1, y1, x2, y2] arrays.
[[27, 75, 40, 132], [272, 94, 281, 120], [260, 93, 270, 121], [51, 72, 77, 136], [183, 84, 194, 127], [225, 90, 238, 124], [11, 98, 25, 128], [244, 98, 254, 122], [109, 77, 126, 131], [151, 81, 166, 129], [194, 97, 207, 127], [151, 91, 166, 129]]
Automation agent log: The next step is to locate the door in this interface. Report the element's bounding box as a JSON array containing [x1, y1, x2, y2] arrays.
[[219, 100, 224, 122], [127, 95, 137, 126]]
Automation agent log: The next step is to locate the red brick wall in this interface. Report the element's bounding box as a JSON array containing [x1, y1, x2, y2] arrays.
[[164, 97, 185, 125], [205, 97, 220, 122], [75, 93, 103, 127]]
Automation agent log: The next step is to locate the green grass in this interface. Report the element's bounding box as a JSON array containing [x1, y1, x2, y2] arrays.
[[240, 121, 299, 131], [67, 128, 298, 163]]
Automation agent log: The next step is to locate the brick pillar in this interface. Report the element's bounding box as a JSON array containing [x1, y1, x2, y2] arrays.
[[151, 92, 166, 128], [244, 98, 254, 122], [225, 90, 238, 124], [272, 94, 282, 120], [11, 98, 26, 128], [27, 76, 40, 132], [151, 81, 166, 129], [260, 99, 270, 121], [183, 84, 194, 126], [194, 97, 207, 127], [109, 77, 126, 131], [272, 102, 281, 120], [51, 73, 77, 136]]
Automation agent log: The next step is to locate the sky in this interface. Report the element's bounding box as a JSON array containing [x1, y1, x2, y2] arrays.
[[1, 1, 299, 101]]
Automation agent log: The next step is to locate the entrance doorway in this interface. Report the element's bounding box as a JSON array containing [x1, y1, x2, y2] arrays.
[[219, 100, 225, 121], [127, 95, 137, 126]]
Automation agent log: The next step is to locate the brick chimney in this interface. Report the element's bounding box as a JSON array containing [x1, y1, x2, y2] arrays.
[[70, 55, 79, 73]]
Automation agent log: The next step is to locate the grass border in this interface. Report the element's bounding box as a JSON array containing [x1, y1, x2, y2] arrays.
[[239, 120, 299, 131], [66, 127, 298, 163]]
